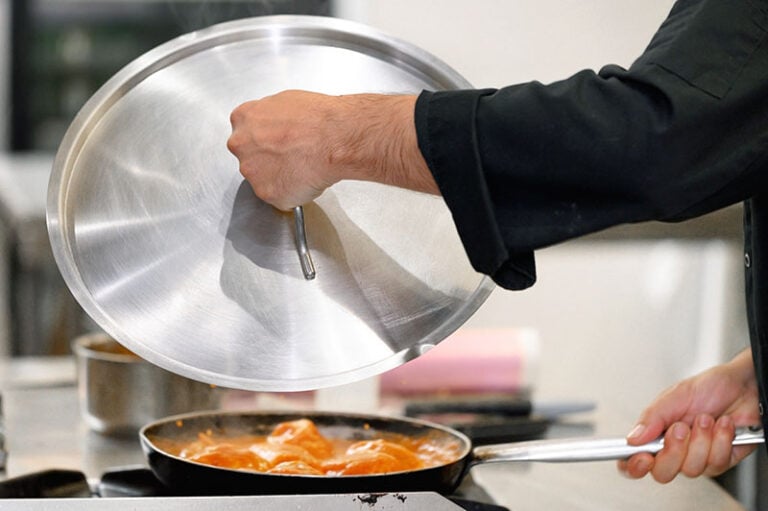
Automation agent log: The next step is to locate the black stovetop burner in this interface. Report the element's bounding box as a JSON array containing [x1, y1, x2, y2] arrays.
[[0, 467, 510, 511]]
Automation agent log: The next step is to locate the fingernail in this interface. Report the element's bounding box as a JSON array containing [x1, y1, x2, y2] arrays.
[[672, 422, 688, 440], [697, 415, 714, 429], [627, 423, 646, 440]]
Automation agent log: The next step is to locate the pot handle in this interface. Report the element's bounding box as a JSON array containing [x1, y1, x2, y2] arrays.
[[471, 426, 764, 464], [293, 206, 316, 280]]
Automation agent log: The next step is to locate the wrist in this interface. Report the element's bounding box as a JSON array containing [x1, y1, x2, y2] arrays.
[[329, 94, 437, 194], [726, 348, 757, 389]]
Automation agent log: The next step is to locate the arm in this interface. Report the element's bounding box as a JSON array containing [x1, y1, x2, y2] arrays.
[[227, 91, 434, 211], [227, 2, 768, 290], [619, 349, 760, 483], [413, 1, 768, 290]]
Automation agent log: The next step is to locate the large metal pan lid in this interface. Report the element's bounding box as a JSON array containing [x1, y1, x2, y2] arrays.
[[47, 15, 493, 392]]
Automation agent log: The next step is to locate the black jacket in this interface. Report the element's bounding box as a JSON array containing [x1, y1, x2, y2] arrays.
[[415, 0, 768, 432]]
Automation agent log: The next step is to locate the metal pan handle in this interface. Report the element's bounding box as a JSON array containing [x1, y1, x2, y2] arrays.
[[293, 206, 315, 280], [471, 426, 764, 464]]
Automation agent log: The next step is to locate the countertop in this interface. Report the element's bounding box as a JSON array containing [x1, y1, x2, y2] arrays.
[[0, 356, 748, 510]]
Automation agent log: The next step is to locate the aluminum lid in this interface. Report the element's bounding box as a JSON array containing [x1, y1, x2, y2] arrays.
[[47, 15, 493, 391]]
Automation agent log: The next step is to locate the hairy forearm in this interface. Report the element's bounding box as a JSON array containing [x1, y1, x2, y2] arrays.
[[329, 94, 438, 194]]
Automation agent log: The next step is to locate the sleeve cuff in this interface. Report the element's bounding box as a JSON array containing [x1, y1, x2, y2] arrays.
[[415, 89, 536, 290]]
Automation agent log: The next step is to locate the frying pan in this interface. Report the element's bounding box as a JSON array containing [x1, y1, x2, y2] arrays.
[[139, 411, 764, 495]]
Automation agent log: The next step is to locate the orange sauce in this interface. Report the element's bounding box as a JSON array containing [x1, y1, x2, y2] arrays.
[[154, 418, 460, 476]]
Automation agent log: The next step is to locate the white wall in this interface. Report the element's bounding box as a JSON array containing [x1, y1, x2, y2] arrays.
[[463, 241, 748, 424], [333, 0, 676, 87], [333, 1, 749, 426]]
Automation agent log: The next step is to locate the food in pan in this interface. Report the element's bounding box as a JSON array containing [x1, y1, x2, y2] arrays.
[[153, 418, 460, 475]]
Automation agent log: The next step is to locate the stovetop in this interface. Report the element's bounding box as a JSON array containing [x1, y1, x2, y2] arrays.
[[0, 467, 510, 511], [0, 492, 494, 510]]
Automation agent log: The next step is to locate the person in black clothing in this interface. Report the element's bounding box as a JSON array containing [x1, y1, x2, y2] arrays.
[[227, 0, 768, 483]]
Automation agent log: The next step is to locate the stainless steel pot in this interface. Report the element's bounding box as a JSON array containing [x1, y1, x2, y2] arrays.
[[73, 333, 221, 436], [48, 16, 493, 392]]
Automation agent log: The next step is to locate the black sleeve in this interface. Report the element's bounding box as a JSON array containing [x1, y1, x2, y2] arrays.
[[414, 0, 768, 290]]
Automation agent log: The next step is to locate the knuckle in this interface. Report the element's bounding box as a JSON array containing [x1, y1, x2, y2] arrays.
[[226, 136, 240, 155], [711, 458, 731, 474], [705, 453, 730, 475], [681, 464, 704, 478], [704, 465, 727, 478], [230, 104, 247, 125], [652, 468, 677, 484], [626, 455, 653, 479], [256, 183, 277, 204]]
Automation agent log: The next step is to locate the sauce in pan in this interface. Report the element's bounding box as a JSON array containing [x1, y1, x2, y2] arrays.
[[152, 418, 461, 476]]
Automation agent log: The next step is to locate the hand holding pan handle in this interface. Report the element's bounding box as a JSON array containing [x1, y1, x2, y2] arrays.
[[293, 206, 315, 280], [471, 425, 765, 464]]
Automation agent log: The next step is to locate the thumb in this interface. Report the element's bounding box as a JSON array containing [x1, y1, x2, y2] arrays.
[[626, 416, 668, 445], [626, 386, 693, 445]]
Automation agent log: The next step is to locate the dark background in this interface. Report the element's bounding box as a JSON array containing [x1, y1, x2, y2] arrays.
[[10, 0, 330, 153]]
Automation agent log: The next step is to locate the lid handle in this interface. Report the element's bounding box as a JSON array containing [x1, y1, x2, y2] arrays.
[[293, 206, 316, 280]]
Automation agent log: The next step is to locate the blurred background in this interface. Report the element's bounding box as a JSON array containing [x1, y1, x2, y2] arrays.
[[0, 0, 760, 507], [0, 0, 747, 414], [1, 0, 335, 357]]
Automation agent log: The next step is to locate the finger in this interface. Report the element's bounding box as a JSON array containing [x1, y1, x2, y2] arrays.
[[704, 416, 736, 476], [626, 378, 705, 447], [651, 422, 690, 483], [619, 453, 655, 479], [627, 396, 687, 445], [730, 444, 759, 468], [627, 420, 665, 445], [229, 104, 244, 127], [681, 414, 714, 477]]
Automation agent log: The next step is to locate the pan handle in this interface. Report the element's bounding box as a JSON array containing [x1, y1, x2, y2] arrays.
[[293, 206, 316, 280], [470, 426, 764, 464]]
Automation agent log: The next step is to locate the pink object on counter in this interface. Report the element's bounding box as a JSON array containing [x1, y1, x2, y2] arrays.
[[380, 328, 538, 395]]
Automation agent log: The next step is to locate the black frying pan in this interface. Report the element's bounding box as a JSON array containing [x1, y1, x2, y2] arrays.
[[138, 410, 765, 496], [139, 410, 470, 495]]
